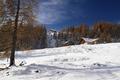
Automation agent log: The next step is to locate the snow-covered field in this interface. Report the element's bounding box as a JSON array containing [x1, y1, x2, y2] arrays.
[[0, 43, 120, 80]]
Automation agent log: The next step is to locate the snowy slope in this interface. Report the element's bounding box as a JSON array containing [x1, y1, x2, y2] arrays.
[[0, 43, 120, 80]]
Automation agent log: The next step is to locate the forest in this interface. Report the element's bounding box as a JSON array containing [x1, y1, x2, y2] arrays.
[[0, 0, 120, 66], [57, 22, 120, 45]]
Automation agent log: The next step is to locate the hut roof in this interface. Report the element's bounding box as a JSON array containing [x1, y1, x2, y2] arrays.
[[82, 37, 99, 43]]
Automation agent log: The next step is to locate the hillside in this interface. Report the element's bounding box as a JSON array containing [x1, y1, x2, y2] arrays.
[[0, 43, 120, 80]]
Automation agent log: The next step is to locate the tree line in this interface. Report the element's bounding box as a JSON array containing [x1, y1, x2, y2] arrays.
[[56, 22, 120, 46], [0, 0, 120, 66], [0, 23, 47, 52]]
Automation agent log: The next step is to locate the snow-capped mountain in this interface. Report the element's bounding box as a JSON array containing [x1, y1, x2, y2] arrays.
[[47, 29, 58, 48]]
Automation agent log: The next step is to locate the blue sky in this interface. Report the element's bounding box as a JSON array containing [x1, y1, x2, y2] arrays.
[[37, 0, 120, 30]]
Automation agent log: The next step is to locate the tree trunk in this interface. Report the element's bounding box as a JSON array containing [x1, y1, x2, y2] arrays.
[[9, 0, 20, 66]]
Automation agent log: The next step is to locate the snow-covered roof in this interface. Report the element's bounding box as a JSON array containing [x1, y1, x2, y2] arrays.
[[50, 29, 57, 32], [82, 37, 99, 43]]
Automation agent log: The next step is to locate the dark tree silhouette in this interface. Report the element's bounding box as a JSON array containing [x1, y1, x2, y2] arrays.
[[10, 0, 20, 66]]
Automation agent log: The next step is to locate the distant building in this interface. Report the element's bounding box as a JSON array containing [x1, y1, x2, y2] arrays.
[[80, 37, 99, 44], [62, 40, 74, 46]]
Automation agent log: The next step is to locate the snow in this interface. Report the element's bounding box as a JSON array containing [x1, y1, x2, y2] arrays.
[[0, 43, 120, 80], [82, 37, 99, 43], [47, 30, 57, 48]]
